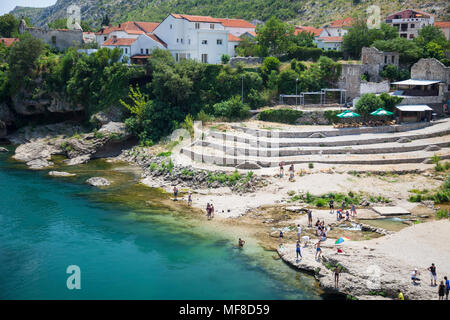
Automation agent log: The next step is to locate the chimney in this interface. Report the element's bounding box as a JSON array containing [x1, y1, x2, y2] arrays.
[[113, 35, 117, 43]]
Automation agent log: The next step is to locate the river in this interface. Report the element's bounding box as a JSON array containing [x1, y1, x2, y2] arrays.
[[0, 148, 321, 300]]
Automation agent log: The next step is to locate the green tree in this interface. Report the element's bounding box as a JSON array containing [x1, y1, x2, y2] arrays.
[[256, 17, 294, 56], [355, 93, 383, 115], [373, 37, 423, 65], [260, 56, 280, 81], [213, 95, 250, 120], [0, 14, 19, 38]]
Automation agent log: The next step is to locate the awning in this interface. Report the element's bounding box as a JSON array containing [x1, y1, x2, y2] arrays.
[[395, 105, 433, 112], [391, 79, 441, 86]]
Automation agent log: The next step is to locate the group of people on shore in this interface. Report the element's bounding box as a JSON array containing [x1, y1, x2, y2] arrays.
[[206, 203, 215, 220], [278, 161, 295, 181], [410, 263, 449, 300], [329, 199, 357, 221]]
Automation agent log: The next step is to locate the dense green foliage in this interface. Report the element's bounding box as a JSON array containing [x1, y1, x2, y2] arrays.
[[0, 14, 19, 38], [257, 109, 303, 124], [379, 64, 410, 82], [355, 93, 402, 116], [409, 174, 450, 205]]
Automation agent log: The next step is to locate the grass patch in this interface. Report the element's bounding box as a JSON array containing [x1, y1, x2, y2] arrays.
[[258, 109, 303, 124]]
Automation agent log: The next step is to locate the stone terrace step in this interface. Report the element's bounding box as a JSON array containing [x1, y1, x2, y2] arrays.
[[192, 135, 450, 157], [180, 146, 450, 168], [230, 120, 445, 139], [208, 121, 450, 148]]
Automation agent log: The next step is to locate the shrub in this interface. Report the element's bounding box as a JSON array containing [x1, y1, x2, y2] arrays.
[[355, 93, 384, 116], [435, 209, 449, 220], [324, 110, 341, 124], [213, 96, 250, 121], [258, 108, 303, 124], [308, 162, 314, 169], [221, 54, 230, 64], [287, 46, 323, 61]]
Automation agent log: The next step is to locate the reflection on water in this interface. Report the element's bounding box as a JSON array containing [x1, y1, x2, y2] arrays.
[[0, 149, 321, 300]]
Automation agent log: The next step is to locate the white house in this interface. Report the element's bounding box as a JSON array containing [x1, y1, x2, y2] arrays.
[[216, 18, 256, 37], [315, 17, 353, 51], [385, 9, 434, 40], [101, 33, 167, 64], [227, 34, 242, 57], [152, 14, 230, 64]]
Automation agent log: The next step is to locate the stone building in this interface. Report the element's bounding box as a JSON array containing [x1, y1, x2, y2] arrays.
[[18, 17, 83, 51], [338, 47, 398, 99]]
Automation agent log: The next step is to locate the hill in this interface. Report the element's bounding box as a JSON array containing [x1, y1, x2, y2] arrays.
[[9, 0, 450, 29]]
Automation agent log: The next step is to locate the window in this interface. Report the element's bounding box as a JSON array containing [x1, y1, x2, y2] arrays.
[[177, 38, 179, 43], [384, 56, 387, 64], [188, 39, 191, 45], [125, 48, 128, 54], [170, 24, 173, 29], [410, 23, 415, 28], [201, 54, 208, 63], [104, 36, 107, 41], [201, 40, 207, 45], [391, 56, 395, 63], [175, 53, 179, 62], [210, 24, 215, 29], [146, 48, 149, 54], [195, 23, 200, 29], [217, 39, 222, 45], [409, 34, 414, 39], [181, 38, 183, 44], [141, 48, 143, 54], [51, 36, 56, 44]]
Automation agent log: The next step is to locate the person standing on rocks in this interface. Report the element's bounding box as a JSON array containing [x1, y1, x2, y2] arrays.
[[428, 263, 437, 286], [333, 266, 340, 288], [211, 204, 215, 219], [307, 210, 313, 227], [444, 276, 449, 300], [296, 240, 302, 259], [206, 203, 211, 219], [439, 281, 446, 300], [329, 198, 334, 214], [296, 224, 302, 241], [315, 240, 322, 260], [279, 161, 284, 178], [351, 204, 357, 216], [341, 200, 345, 211]]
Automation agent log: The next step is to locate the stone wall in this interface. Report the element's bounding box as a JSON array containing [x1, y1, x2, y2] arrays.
[[229, 57, 263, 67], [26, 28, 83, 51], [411, 58, 450, 83], [360, 80, 390, 95], [361, 47, 399, 82], [338, 64, 362, 99]]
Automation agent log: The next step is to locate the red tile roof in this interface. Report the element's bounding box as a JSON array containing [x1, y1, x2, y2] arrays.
[[228, 34, 242, 42], [294, 26, 323, 37], [216, 18, 255, 28], [102, 37, 137, 46], [328, 17, 354, 28], [0, 38, 18, 47], [317, 36, 343, 43], [171, 14, 221, 23], [96, 21, 160, 35], [146, 33, 167, 47], [386, 9, 434, 20], [435, 21, 450, 28]]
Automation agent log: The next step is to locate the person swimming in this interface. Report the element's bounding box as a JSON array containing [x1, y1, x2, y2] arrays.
[[238, 238, 245, 248]]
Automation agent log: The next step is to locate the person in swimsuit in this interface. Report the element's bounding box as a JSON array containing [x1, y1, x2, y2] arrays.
[[315, 241, 322, 260], [238, 238, 245, 248], [188, 192, 192, 206], [296, 240, 302, 259], [173, 186, 178, 200], [296, 224, 302, 241], [334, 266, 340, 288], [329, 199, 334, 214], [428, 263, 437, 286], [279, 161, 284, 177], [351, 204, 356, 216], [444, 276, 449, 300], [206, 203, 211, 219]]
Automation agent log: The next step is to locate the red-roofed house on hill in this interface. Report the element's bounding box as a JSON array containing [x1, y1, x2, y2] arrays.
[[434, 21, 450, 40], [385, 9, 434, 39], [216, 18, 256, 37], [95, 21, 160, 46], [0, 38, 18, 47], [101, 33, 166, 64], [315, 17, 354, 51], [294, 26, 322, 37]]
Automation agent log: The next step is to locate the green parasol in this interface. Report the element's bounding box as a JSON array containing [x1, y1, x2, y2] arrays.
[[370, 108, 394, 116]]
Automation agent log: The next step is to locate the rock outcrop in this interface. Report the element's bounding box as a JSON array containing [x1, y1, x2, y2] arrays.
[[86, 177, 110, 187], [48, 171, 76, 177]]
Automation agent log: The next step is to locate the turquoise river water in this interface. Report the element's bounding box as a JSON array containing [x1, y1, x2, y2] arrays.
[[0, 148, 321, 299]]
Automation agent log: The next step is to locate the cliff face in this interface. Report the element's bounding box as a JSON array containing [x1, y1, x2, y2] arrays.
[[10, 0, 450, 28]]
